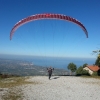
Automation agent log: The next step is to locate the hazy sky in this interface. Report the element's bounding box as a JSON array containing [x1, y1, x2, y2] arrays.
[[0, 0, 100, 58]]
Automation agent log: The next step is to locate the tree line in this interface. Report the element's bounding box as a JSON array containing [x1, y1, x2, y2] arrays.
[[67, 54, 100, 76]]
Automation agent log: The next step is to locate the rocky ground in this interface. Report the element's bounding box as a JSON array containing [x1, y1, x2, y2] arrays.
[[20, 76, 100, 100]]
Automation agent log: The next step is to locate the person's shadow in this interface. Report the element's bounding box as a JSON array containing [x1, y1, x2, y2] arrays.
[[51, 76, 60, 79]]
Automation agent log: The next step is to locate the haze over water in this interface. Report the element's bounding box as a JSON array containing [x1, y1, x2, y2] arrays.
[[0, 54, 95, 69]]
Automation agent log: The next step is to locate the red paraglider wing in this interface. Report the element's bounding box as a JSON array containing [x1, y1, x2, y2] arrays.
[[10, 13, 88, 40]]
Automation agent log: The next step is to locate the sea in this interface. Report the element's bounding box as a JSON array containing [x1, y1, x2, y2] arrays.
[[0, 54, 96, 70], [27, 56, 96, 69]]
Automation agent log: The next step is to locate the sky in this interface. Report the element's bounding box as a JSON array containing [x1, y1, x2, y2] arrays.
[[0, 0, 100, 59]]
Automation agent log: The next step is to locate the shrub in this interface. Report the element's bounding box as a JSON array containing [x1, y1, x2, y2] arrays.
[[92, 72, 98, 76], [76, 66, 90, 76]]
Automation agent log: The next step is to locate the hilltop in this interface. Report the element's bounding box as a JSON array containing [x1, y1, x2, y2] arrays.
[[1, 76, 100, 100]]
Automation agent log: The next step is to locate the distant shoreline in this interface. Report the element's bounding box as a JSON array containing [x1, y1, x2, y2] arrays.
[[0, 54, 96, 69]]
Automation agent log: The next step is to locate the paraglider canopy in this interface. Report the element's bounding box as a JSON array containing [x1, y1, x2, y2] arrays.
[[10, 13, 88, 40]]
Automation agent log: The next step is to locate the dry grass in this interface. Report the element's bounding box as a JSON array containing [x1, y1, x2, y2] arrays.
[[0, 77, 38, 88], [81, 76, 100, 80], [1, 87, 23, 100], [0, 76, 39, 100]]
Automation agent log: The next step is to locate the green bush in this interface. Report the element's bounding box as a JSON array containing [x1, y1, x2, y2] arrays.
[[92, 72, 98, 76], [82, 70, 89, 75], [76, 66, 90, 76]]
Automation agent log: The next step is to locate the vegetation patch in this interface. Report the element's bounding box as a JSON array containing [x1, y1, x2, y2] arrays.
[[0, 76, 39, 100], [0, 77, 39, 88], [81, 75, 100, 80], [1, 87, 23, 100]]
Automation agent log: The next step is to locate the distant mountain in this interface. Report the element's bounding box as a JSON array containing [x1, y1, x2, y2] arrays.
[[0, 59, 68, 76]]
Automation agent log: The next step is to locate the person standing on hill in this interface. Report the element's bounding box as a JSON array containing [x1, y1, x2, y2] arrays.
[[47, 67, 54, 80]]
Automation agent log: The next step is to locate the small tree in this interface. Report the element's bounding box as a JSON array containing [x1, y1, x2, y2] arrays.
[[83, 63, 88, 68], [76, 66, 83, 75], [67, 63, 77, 75], [95, 54, 100, 67]]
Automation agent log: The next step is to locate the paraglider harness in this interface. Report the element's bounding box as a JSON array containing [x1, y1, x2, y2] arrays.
[[47, 67, 54, 79]]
